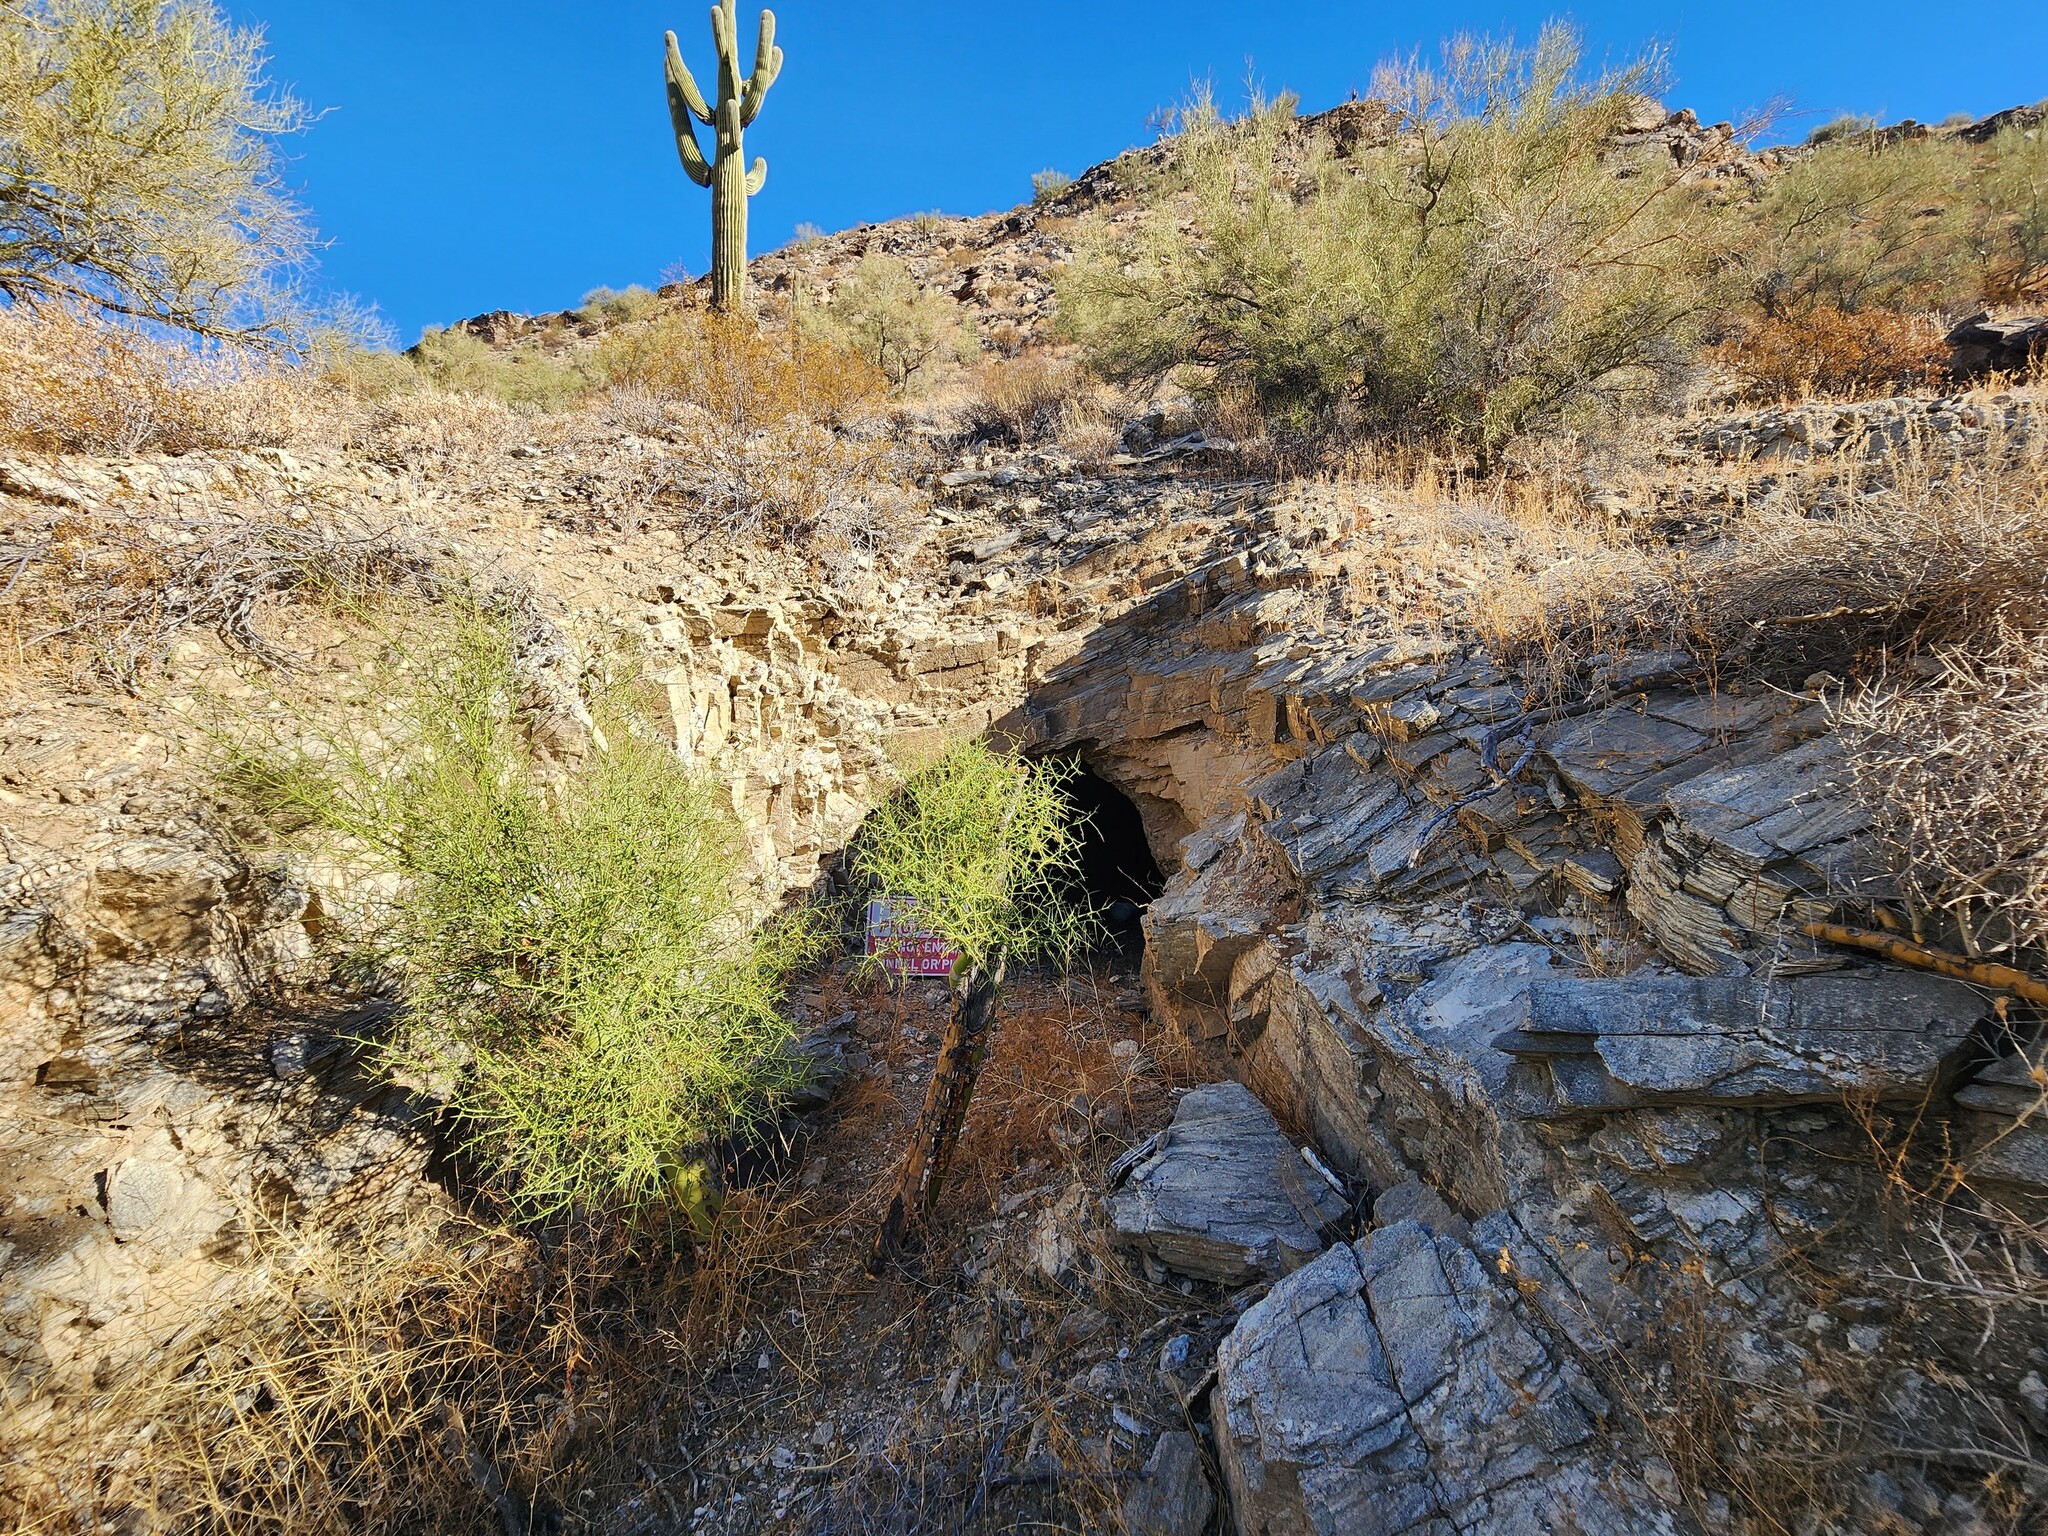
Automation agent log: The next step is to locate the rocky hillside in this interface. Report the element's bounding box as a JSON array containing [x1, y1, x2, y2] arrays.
[[5, 93, 2048, 1536]]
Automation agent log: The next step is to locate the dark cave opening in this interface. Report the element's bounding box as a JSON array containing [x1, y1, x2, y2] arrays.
[[1056, 761, 1167, 951]]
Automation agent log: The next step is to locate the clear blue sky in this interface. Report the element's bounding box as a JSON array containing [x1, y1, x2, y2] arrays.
[[231, 1, 2048, 345]]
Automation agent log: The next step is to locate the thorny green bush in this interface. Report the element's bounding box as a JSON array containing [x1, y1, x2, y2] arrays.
[[1058, 26, 1727, 469], [1740, 117, 2048, 319], [224, 607, 822, 1223], [403, 327, 597, 411], [850, 741, 1094, 978]]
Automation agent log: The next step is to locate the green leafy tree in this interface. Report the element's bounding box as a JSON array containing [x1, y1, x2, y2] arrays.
[[1059, 27, 1726, 470], [852, 741, 1093, 1261], [0, 0, 311, 340]]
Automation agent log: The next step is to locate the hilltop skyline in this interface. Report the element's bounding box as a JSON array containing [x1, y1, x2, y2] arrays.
[[236, 0, 2048, 343]]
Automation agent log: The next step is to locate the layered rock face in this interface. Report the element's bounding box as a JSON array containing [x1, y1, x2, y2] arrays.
[[6, 409, 2042, 1530], [1012, 504, 2042, 1532]]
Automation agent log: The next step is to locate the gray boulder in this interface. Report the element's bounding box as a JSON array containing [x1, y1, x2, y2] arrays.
[[1212, 1219, 1686, 1535], [1122, 1430, 1216, 1536], [1947, 311, 2048, 375], [1109, 1081, 1349, 1286]]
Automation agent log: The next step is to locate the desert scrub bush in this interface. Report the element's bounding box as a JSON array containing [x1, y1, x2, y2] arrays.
[[1717, 305, 1948, 398], [1737, 132, 1976, 321], [0, 0, 311, 341], [1970, 120, 2048, 304], [1031, 168, 1074, 204], [600, 305, 883, 426], [1460, 441, 2048, 961], [959, 351, 1083, 445], [819, 252, 976, 393], [1738, 119, 2048, 322], [572, 283, 662, 329], [0, 299, 322, 453], [406, 326, 596, 411], [1058, 27, 1725, 470], [5, 502, 440, 685], [852, 740, 1095, 1256], [226, 607, 822, 1223], [599, 306, 911, 555]]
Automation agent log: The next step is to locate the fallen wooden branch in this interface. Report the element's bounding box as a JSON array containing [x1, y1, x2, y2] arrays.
[[870, 956, 1005, 1269], [1800, 921, 2048, 1007]]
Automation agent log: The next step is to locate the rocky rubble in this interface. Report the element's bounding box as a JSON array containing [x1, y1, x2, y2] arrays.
[[1214, 1219, 1685, 1535], [1107, 1080, 1349, 1286], [1004, 483, 2046, 1529], [1679, 386, 2043, 464]]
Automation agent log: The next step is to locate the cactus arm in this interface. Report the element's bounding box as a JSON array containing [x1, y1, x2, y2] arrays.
[[664, 53, 714, 184], [745, 156, 768, 196], [663, 29, 713, 125], [710, 0, 738, 74], [739, 11, 780, 127]]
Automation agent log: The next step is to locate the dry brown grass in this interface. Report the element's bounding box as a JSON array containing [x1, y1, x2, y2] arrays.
[[586, 308, 923, 563], [1716, 307, 1950, 401], [0, 1206, 666, 1536], [599, 308, 885, 430], [954, 351, 1130, 468], [0, 302, 328, 456], [1470, 432, 2048, 690]]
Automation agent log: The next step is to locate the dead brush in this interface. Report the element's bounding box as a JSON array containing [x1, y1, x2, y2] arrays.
[[1837, 630, 2048, 961], [0, 1208, 587, 1536], [1482, 432, 2048, 693], [0, 301, 327, 455], [347, 389, 534, 480], [3, 505, 443, 687], [1558, 1119, 2048, 1536], [956, 352, 1105, 449], [1716, 306, 1950, 401]]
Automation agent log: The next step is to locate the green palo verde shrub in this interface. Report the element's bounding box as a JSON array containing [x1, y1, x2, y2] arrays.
[[223, 607, 822, 1226], [818, 253, 978, 394], [852, 741, 1095, 1260], [1058, 26, 1728, 470], [406, 327, 597, 411], [0, 0, 311, 342]]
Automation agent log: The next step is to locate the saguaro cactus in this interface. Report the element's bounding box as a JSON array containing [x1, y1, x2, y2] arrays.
[[664, 2, 782, 311]]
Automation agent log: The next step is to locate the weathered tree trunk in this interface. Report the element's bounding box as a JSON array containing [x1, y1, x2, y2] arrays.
[[870, 956, 1005, 1267]]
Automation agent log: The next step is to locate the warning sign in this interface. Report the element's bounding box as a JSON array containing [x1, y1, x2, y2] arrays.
[[864, 897, 960, 978]]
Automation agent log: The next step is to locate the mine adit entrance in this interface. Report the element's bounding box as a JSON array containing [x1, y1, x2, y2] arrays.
[[1053, 760, 1166, 953]]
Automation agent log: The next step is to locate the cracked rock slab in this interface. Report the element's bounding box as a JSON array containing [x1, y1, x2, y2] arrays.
[[1108, 1081, 1348, 1286], [1496, 971, 1991, 1111], [1212, 1219, 1687, 1536]]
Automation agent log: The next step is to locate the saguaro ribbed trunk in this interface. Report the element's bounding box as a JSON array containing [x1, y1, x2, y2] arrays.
[[871, 956, 1005, 1268], [709, 101, 749, 309]]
